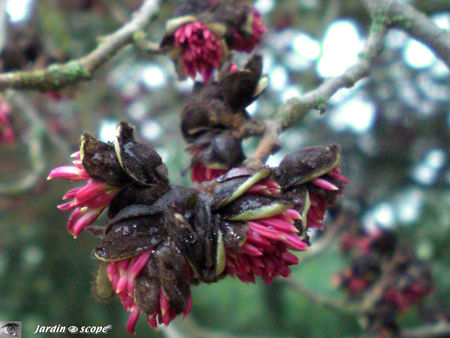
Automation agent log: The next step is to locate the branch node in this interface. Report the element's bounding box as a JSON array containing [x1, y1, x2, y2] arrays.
[[132, 30, 163, 54]]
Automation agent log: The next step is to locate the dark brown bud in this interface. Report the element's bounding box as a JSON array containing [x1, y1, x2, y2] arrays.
[[114, 121, 169, 187], [81, 133, 127, 186], [369, 230, 397, 256], [155, 187, 221, 283], [198, 0, 255, 43], [193, 132, 245, 170], [134, 256, 161, 315], [218, 218, 247, 251], [107, 183, 170, 218], [276, 145, 341, 189], [107, 185, 222, 284], [94, 205, 164, 261], [181, 55, 266, 138], [207, 166, 270, 208], [181, 87, 247, 139], [153, 239, 192, 313], [220, 194, 292, 221], [219, 54, 267, 111]]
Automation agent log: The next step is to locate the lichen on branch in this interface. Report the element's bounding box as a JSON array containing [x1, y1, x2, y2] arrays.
[[0, 0, 161, 91], [242, 1, 388, 164]]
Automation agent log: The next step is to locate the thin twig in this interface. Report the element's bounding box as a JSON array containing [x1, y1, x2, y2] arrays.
[[373, 0, 450, 66], [246, 0, 449, 162], [0, 96, 46, 195], [0, 0, 160, 91], [132, 30, 163, 55], [283, 277, 360, 316], [6, 91, 71, 153], [301, 215, 346, 261], [401, 320, 450, 338], [275, 3, 387, 130], [243, 1, 387, 163], [246, 119, 282, 167], [0, 91, 73, 195], [283, 237, 404, 319], [358, 260, 394, 313], [0, 128, 45, 195]]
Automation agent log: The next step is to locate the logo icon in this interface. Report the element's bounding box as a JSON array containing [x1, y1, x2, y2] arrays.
[[68, 326, 78, 334], [0, 321, 22, 338]]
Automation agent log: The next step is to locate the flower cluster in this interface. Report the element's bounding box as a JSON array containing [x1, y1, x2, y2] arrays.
[[50, 122, 185, 333], [230, 9, 266, 52], [224, 205, 307, 284], [275, 145, 349, 237], [161, 0, 266, 81], [211, 168, 309, 284], [48, 2, 348, 335], [0, 98, 15, 145], [49, 121, 346, 334], [335, 226, 433, 336], [174, 21, 223, 81], [48, 151, 118, 237], [103, 249, 193, 333]]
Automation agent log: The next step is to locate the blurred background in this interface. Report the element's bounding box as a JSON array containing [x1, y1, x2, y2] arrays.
[[0, 0, 448, 337]]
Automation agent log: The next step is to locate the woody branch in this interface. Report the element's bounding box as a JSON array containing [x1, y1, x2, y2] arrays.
[[244, 0, 449, 164], [0, 0, 160, 91]]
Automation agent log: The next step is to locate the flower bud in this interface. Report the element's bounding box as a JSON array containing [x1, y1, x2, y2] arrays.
[[94, 204, 164, 261], [276, 145, 348, 231], [80, 133, 127, 186], [276, 145, 341, 189], [114, 121, 169, 187]]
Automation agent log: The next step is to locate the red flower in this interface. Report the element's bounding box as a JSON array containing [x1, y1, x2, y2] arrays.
[[163, 3, 266, 81], [47, 151, 118, 237], [225, 180, 308, 284], [106, 251, 193, 334], [174, 22, 223, 81], [231, 9, 266, 52], [307, 166, 349, 230], [191, 160, 228, 183], [384, 283, 431, 312], [0, 98, 15, 145]]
